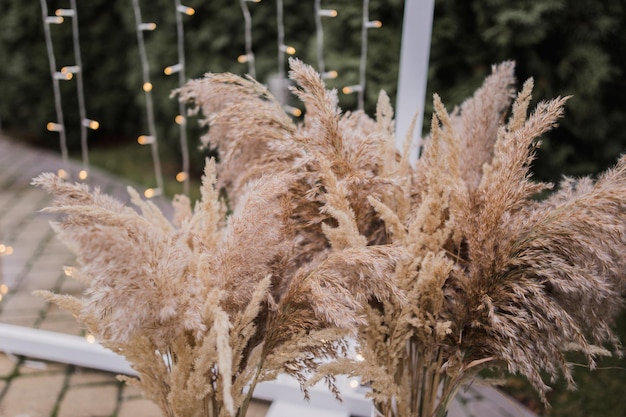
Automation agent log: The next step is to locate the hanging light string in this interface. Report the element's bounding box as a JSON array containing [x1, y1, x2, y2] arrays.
[[314, 0, 337, 80], [343, 0, 381, 110], [165, 0, 194, 196], [58, 0, 99, 181], [40, 0, 70, 179], [276, 0, 301, 117], [238, 0, 259, 78], [276, 0, 296, 80], [131, 0, 164, 198]]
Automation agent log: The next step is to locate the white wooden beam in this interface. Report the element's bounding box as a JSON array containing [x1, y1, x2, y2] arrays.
[[0, 323, 135, 375], [395, 0, 435, 163]]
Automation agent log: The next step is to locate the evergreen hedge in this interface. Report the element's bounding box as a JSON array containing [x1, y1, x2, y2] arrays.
[[1, 0, 624, 182]]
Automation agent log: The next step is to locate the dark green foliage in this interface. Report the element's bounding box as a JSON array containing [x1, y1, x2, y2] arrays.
[[1, 0, 625, 182]]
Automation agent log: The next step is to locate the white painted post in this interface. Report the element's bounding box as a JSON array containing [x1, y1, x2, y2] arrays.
[[395, 0, 435, 163]]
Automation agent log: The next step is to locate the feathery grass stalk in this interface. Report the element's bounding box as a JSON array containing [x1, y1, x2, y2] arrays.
[[34, 59, 626, 417]]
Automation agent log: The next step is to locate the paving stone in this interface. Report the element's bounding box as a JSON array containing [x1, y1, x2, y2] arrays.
[[57, 383, 119, 417], [1, 291, 48, 314], [0, 373, 65, 417], [0, 353, 18, 378], [69, 368, 119, 387], [117, 397, 163, 417]]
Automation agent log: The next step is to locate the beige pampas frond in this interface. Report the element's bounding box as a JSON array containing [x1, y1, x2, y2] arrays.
[[35, 58, 625, 417]]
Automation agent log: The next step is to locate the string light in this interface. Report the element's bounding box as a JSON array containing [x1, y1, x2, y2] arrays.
[[163, 63, 182, 75], [53, 71, 73, 80], [78, 170, 89, 180], [239, 0, 258, 78], [0, 245, 14, 256], [82, 119, 99, 130], [0, 284, 8, 294], [132, 0, 164, 197], [57, 168, 69, 179], [63, 266, 75, 277], [55, 8, 75, 17], [318, 8, 337, 17], [45, 16, 64, 24], [347, 0, 382, 110], [176, 4, 195, 15], [85, 333, 96, 344], [60, 65, 80, 74], [137, 135, 155, 145], [237, 54, 252, 64], [138, 22, 157, 31], [349, 379, 360, 389], [283, 105, 302, 117], [144, 187, 162, 199], [366, 20, 382, 28], [172, 0, 192, 196], [175, 172, 187, 182], [279, 45, 296, 55], [47, 122, 64, 132], [342, 85, 362, 95], [314, 0, 337, 79]]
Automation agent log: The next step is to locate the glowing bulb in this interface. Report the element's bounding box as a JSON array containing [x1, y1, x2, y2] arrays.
[[78, 170, 88, 180], [54, 71, 73, 80], [280, 45, 296, 55], [355, 353, 365, 362], [138, 22, 157, 31], [144, 188, 161, 198], [63, 266, 74, 277], [246, 0, 261, 2], [143, 82, 153, 92], [366, 20, 383, 29], [61, 65, 80, 74], [46, 16, 64, 24], [0, 284, 8, 294], [318, 9, 337, 17], [85, 334, 96, 344], [342, 85, 362, 94], [284, 105, 302, 117], [176, 5, 195, 15], [0, 244, 14, 255], [322, 70, 338, 79], [175, 115, 185, 125], [137, 135, 154, 145], [55, 9, 75, 17], [0, 294, 3, 302], [164, 63, 182, 75], [47, 122, 63, 132], [237, 54, 251, 64], [176, 172, 188, 182], [57, 169, 69, 179], [349, 379, 360, 389], [82, 119, 99, 130]]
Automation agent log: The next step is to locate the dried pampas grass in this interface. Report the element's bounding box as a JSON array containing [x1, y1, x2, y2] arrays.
[[35, 59, 625, 417]]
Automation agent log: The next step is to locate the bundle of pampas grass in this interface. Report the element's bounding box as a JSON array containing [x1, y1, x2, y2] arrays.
[[34, 59, 625, 417]]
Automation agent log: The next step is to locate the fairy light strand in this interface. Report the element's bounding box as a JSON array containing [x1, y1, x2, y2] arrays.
[[132, 0, 164, 198], [40, 0, 70, 174], [167, 0, 193, 196], [63, 0, 97, 180], [239, 0, 258, 78], [344, 0, 381, 110], [314, 0, 337, 79]]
